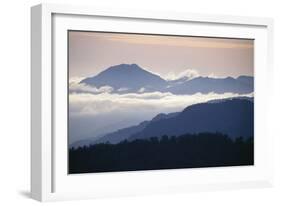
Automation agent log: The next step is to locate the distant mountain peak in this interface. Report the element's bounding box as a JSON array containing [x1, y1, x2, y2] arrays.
[[77, 64, 254, 95], [100, 63, 144, 73], [131, 63, 139, 67], [80, 63, 167, 93], [112, 63, 141, 69]]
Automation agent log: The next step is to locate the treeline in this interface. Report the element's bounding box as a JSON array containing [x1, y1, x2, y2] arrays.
[[69, 133, 254, 174]]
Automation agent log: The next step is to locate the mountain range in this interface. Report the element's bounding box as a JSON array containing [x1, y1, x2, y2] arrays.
[[70, 97, 254, 148], [79, 64, 253, 95]]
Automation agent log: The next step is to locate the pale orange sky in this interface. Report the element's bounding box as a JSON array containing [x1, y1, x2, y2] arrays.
[[69, 31, 254, 79]]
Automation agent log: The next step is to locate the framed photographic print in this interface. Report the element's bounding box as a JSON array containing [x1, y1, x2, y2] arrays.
[[31, 3, 274, 201]]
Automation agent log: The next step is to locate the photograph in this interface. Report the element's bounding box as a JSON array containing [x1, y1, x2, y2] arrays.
[[68, 31, 254, 174]]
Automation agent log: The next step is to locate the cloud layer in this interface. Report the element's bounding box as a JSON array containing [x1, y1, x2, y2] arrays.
[[69, 90, 253, 143], [69, 91, 253, 117]]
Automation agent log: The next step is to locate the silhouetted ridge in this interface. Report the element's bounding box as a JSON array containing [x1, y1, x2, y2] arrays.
[[69, 132, 254, 174], [129, 99, 253, 140]]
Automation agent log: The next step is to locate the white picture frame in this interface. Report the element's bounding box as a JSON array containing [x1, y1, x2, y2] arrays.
[[31, 3, 274, 202]]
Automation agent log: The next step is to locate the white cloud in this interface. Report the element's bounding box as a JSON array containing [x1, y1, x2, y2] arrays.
[[117, 87, 129, 92], [207, 73, 228, 79], [69, 91, 253, 117], [138, 87, 146, 93], [69, 76, 85, 84], [165, 69, 200, 80], [69, 81, 114, 94], [98, 86, 114, 93]]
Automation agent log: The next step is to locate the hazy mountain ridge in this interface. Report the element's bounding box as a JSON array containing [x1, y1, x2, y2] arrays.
[[167, 76, 253, 94], [129, 98, 253, 141], [77, 64, 253, 95], [70, 112, 180, 148], [70, 97, 253, 148], [94, 121, 150, 145]]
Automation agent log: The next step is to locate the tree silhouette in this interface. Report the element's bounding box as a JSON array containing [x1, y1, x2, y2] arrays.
[[69, 132, 253, 174]]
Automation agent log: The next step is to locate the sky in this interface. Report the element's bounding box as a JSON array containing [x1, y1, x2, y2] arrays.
[[69, 31, 254, 80]]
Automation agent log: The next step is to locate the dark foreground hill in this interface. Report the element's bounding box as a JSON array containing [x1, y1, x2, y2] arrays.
[[69, 132, 254, 174]]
